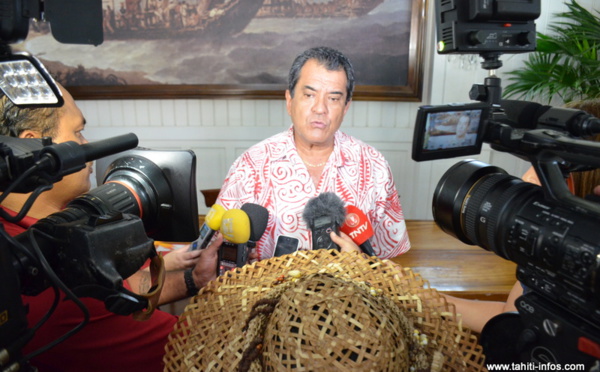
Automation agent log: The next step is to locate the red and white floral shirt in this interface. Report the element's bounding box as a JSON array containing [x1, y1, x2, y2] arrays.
[[217, 127, 411, 260]]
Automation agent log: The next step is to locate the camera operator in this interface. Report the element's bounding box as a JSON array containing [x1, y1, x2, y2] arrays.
[[0, 84, 223, 372]]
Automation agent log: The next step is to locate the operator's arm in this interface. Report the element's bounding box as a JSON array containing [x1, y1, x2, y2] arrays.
[[127, 232, 223, 305], [442, 281, 522, 333]]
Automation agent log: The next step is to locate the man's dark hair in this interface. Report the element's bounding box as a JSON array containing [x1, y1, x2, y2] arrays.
[[0, 94, 59, 138], [287, 46, 355, 104]]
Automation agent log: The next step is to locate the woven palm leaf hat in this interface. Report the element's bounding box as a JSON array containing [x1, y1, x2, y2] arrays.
[[163, 250, 487, 371]]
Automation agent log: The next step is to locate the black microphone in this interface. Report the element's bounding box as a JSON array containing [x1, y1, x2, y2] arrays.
[[501, 100, 600, 136], [81, 133, 139, 162], [302, 192, 346, 250], [39, 133, 139, 177], [0, 133, 139, 193], [241, 203, 269, 248]]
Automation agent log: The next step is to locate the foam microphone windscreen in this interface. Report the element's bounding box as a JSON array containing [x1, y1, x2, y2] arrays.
[[302, 192, 346, 230], [205, 204, 226, 231], [220, 209, 251, 244], [340, 205, 374, 245], [241, 203, 269, 242]]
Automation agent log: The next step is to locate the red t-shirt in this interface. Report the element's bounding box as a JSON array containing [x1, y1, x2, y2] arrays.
[[3, 208, 178, 372]]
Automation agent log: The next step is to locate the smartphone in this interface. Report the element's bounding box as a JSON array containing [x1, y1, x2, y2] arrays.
[[274, 235, 299, 257]]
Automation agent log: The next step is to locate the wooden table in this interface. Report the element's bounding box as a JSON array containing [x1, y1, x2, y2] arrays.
[[393, 220, 518, 302], [196, 216, 517, 302], [162, 218, 517, 316]]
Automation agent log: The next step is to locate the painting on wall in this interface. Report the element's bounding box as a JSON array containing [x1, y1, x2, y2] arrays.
[[15, 0, 427, 101]]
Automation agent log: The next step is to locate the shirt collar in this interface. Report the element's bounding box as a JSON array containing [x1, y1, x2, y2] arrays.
[[278, 126, 354, 168]]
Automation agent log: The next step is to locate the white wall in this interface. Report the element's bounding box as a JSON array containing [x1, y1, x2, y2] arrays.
[[76, 0, 600, 219]]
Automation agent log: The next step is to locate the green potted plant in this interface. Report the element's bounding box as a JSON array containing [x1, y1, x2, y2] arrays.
[[503, 0, 600, 104]]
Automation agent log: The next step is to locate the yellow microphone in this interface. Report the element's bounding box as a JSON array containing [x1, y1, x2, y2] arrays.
[[189, 204, 226, 251], [205, 204, 225, 230], [218, 208, 252, 275], [219, 209, 251, 244]]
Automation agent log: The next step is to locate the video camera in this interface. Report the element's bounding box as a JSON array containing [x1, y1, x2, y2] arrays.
[[411, 0, 600, 367], [0, 1, 203, 371], [0, 134, 200, 372]]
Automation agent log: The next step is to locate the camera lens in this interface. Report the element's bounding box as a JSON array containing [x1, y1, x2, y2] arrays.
[[432, 160, 507, 245], [432, 159, 600, 316], [433, 159, 538, 258], [42, 155, 172, 238], [99, 155, 171, 235]]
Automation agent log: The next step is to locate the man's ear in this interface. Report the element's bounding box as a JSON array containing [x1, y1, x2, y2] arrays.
[[19, 130, 41, 139]]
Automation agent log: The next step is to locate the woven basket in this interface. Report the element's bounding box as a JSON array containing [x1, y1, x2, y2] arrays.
[[164, 249, 487, 371]]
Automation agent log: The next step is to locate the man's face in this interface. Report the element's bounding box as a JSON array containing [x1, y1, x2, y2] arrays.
[[49, 88, 92, 200], [21, 87, 93, 208], [286, 59, 351, 148]]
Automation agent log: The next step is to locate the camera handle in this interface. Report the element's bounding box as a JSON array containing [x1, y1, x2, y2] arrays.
[[529, 152, 600, 216], [523, 130, 600, 215], [488, 124, 600, 217]]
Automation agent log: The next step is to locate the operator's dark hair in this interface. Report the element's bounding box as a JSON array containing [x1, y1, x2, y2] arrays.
[[287, 46, 355, 104], [0, 93, 59, 138]]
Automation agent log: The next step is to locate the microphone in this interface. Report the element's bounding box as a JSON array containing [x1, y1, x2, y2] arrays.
[[220, 209, 251, 244], [240, 203, 269, 248], [339, 205, 376, 256], [501, 100, 600, 137], [218, 208, 251, 275], [39, 133, 139, 177], [302, 192, 346, 250], [0, 133, 139, 193], [79, 133, 139, 163], [188, 204, 226, 251]]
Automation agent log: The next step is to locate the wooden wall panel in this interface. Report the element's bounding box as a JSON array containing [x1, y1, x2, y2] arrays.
[[79, 0, 594, 219]]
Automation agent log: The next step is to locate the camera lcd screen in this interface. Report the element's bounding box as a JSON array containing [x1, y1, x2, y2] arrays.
[[412, 103, 489, 161], [221, 241, 238, 262], [314, 215, 333, 229]]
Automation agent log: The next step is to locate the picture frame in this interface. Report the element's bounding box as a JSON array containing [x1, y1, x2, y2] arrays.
[[26, 0, 427, 102]]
